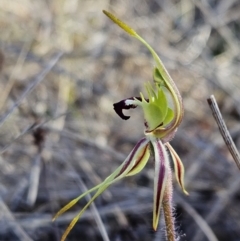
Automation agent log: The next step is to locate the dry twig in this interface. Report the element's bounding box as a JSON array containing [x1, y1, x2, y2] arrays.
[[207, 95, 240, 170], [0, 198, 33, 241]]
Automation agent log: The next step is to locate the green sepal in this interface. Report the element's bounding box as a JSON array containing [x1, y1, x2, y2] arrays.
[[163, 108, 174, 125]]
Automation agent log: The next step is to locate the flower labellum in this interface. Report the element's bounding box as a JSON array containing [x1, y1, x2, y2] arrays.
[[53, 10, 188, 241]]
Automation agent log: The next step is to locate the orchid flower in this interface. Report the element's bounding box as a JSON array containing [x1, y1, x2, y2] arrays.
[[53, 10, 188, 241]]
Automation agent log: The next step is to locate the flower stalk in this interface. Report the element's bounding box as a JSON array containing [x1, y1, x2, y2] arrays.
[[53, 10, 188, 241], [162, 164, 175, 241]]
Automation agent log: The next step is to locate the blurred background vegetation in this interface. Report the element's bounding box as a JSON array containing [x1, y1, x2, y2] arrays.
[[0, 0, 240, 240]]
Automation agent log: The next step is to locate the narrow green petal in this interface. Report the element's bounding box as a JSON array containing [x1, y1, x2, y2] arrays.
[[60, 184, 110, 241], [52, 183, 102, 221], [145, 82, 157, 101], [54, 152, 134, 222], [55, 138, 150, 241], [86, 138, 149, 187], [151, 139, 169, 231], [165, 143, 188, 195], [53, 160, 128, 222], [102, 10, 174, 93], [103, 10, 137, 36], [126, 143, 150, 176], [113, 138, 150, 179]]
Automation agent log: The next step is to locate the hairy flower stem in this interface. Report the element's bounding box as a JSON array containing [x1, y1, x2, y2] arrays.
[[162, 168, 176, 241]]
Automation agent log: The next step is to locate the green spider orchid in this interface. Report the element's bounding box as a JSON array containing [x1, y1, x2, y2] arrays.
[[53, 10, 188, 241]]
